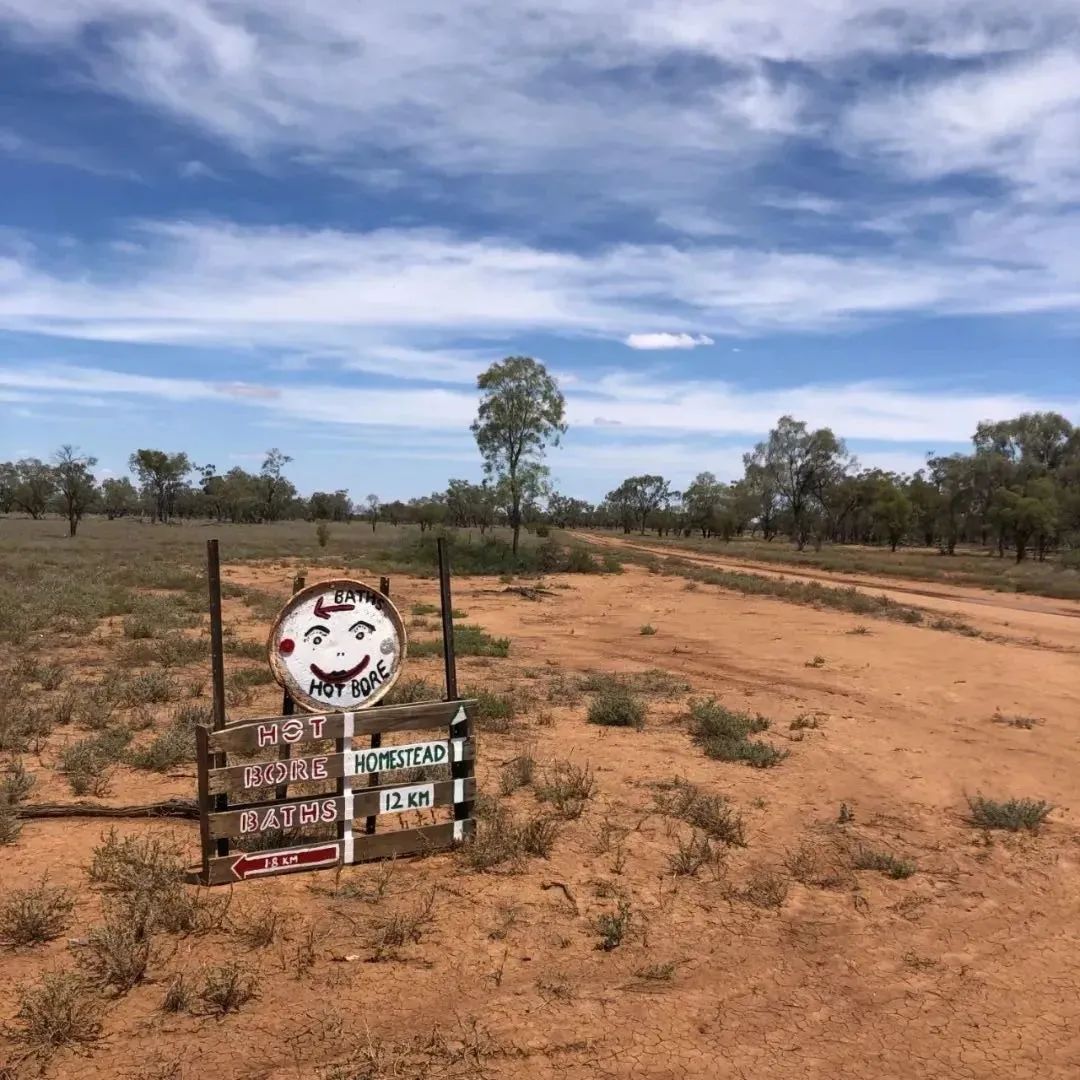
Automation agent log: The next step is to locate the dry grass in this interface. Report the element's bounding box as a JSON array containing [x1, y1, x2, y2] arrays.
[[12, 972, 102, 1054], [534, 760, 596, 818], [654, 778, 747, 847], [81, 907, 153, 992], [0, 880, 75, 946], [198, 962, 259, 1014]]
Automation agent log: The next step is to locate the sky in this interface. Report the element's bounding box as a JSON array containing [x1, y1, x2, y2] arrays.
[[1, 1, 1079, 501]]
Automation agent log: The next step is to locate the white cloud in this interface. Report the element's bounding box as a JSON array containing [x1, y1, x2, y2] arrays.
[[625, 332, 715, 350]]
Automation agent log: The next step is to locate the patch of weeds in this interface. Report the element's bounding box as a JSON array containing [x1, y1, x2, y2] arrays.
[[410, 602, 439, 616], [805, 655, 826, 668], [127, 702, 210, 771], [535, 760, 595, 819], [536, 976, 576, 1002], [161, 975, 191, 1013], [852, 847, 917, 880], [411, 624, 511, 659], [848, 625, 871, 635], [487, 905, 521, 941], [587, 684, 646, 729], [462, 685, 517, 733], [517, 816, 559, 858], [668, 832, 720, 877], [12, 972, 101, 1054], [498, 749, 536, 795], [966, 795, 1053, 832], [687, 698, 788, 768], [784, 841, 850, 889], [369, 890, 437, 960], [55, 690, 78, 725], [0, 880, 75, 946], [36, 665, 65, 691], [594, 900, 632, 951], [640, 624, 657, 636], [741, 867, 790, 909], [231, 900, 285, 948], [837, 803, 855, 824], [383, 676, 440, 705], [635, 962, 676, 981], [790, 713, 822, 731], [653, 778, 746, 847], [58, 728, 132, 796], [224, 638, 267, 660], [0, 807, 20, 845], [991, 711, 1041, 730], [459, 802, 558, 870], [198, 962, 259, 1014], [546, 673, 582, 706], [0, 758, 34, 804], [123, 670, 179, 706], [81, 907, 152, 992]]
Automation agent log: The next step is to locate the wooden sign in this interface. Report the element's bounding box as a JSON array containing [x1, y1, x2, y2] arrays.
[[267, 578, 407, 712], [194, 697, 477, 885]]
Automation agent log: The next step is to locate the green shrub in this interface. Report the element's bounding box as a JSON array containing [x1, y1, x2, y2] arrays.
[[316, 522, 331, 548], [687, 698, 788, 768], [383, 676, 440, 705], [410, 624, 510, 658], [461, 685, 517, 732], [587, 685, 646, 729], [852, 847, 916, 880], [966, 796, 1053, 831]]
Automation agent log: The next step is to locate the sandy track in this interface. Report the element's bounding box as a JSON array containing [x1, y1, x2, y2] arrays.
[[581, 532, 1080, 652]]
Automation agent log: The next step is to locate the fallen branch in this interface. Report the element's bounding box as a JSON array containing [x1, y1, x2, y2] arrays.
[[14, 798, 199, 821]]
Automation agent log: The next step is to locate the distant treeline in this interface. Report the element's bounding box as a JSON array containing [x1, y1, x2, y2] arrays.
[[2, 411, 1078, 563]]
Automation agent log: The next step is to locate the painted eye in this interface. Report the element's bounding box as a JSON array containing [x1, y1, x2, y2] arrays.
[[354, 628, 366, 641], [311, 634, 324, 646]]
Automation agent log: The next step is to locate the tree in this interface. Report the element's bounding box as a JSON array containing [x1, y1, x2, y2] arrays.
[[741, 449, 779, 540], [100, 477, 139, 519], [760, 416, 849, 550], [870, 483, 912, 552], [682, 472, 729, 537], [129, 450, 191, 523], [471, 356, 566, 554], [53, 446, 98, 537], [927, 454, 972, 555], [608, 475, 676, 534], [365, 494, 380, 532], [259, 449, 295, 522], [10, 459, 56, 519]]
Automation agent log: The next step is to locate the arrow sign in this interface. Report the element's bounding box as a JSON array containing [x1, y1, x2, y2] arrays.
[[313, 595, 355, 620], [228, 842, 340, 881]]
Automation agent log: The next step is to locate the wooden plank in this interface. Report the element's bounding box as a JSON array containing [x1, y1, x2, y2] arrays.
[[207, 777, 476, 839], [206, 539, 229, 860], [201, 819, 475, 885], [195, 725, 212, 875], [207, 736, 475, 795], [208, 699, 474, 754]]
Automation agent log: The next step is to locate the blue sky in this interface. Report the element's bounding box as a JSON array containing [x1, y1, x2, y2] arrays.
[[1, 1, 1079, 501]]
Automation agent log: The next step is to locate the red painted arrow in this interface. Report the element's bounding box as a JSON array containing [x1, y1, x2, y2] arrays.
[[230, 842, 340, 881], [313, 596, 355, 620]]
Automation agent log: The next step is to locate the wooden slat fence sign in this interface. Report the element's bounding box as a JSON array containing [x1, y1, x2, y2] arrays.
[[193, 697, 477, 885]]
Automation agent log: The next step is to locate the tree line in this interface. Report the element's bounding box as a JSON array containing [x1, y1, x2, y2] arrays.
[[2, 358, 1077, 563]]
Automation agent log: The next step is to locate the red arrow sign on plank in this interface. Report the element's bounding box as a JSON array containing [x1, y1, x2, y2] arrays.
[[229, 843, 340, 881], [313, 596, 355, 620]]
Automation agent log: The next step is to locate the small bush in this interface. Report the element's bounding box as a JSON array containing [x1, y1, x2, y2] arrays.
[[587, 685, 646, 729], [13, 972, 101, 1052], [639, 624, 657, 636], [37, 665, 65, 691], [383, 676, 440, 705], [654, 778, 746, 847], [123, 671, 178, 705], [1, 758, 35, 804], [742, 868, 789, 909], [368, 890, 437, 959], [198, 962, 258, 1014], [81, 909, 152, 992], [411, 602, 439, 616], [517, 816, 559, 858], [462, 685, 517, 732], [991, 711, 1041, 730], [127, 705, 202, 771], [687, 699, 788, 768], [411, 624, 511, 659], [224, 637, 266, 660], [635, 962, 676, 981], [966, 795, 1053, 832], [0, 807, 21, 845], [579, 669, 690, 698], [594, 900, 632, 951], [535, 760, 595, 819], [669, 832, 719, 877], [161, 975, 191, 1013], [805, 655, 826, 668], [852, 847, 916, 880], [58, 728, 131, 796], [0, 881, 75, 945], [231, 900, 285, 948], [499, 750, 536, 795], [316, 522, 331, 548], [790, 713, 821, 731]]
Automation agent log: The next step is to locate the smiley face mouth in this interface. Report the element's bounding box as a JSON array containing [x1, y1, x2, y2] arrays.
[[309, 655, 370, 685]]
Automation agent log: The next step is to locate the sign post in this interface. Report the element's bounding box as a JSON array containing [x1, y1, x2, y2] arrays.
[[189, 551, 476, 886]]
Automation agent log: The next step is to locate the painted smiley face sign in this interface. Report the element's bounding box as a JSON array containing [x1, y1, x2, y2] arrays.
[[267, 579, 407, 712]]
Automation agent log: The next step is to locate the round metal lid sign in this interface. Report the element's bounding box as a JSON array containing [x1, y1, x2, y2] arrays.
[[267, 579, 407, 712]]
